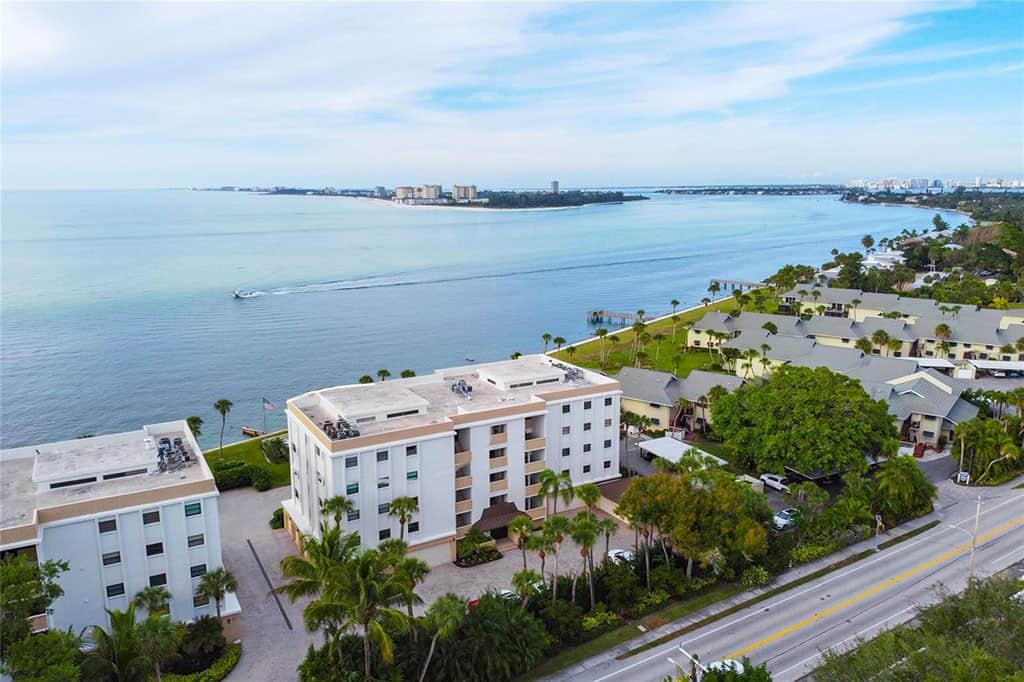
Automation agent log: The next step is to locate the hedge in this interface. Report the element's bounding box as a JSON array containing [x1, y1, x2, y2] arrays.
[[162, 643, 241, 682], [211, 461, 272, 491]]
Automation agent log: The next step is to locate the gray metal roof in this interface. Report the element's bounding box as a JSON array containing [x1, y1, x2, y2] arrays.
[[677, 370, 745, 402], [614, 367, 680, 406]]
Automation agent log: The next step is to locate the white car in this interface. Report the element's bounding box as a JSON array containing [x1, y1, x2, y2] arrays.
[[759, 472, 790, 493], [773, 507, 799, 530], [607, 549, 635, 564], [705, 659, 745, 675]]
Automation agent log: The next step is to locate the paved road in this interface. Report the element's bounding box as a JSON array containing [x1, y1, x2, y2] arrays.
[[551, 483, 1024, 682]]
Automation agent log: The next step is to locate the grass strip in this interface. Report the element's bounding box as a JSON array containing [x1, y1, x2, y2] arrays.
[[619, 548, 877, 659], [876, 519, 941, 550], [204, 429, 290, 488]]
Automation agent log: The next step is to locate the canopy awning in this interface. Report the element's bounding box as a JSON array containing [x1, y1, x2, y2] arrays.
[[968, 359, 1024, 371], [472, 501, 527, 532], [638, 437, 726, 466], [914, 358, 955, 369]]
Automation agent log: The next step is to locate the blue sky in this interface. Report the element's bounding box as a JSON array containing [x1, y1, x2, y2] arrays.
[[2, 1, 1022, 189]]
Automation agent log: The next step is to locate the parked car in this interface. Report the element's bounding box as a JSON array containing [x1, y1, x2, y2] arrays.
[[607, 548, 635, 564], [759, 472, 790, 493], [773, 507, 799, 530]]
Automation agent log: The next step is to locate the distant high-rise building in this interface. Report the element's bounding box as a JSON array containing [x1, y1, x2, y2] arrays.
[[452, 184, 477, 201], [908, 178, 929, 190], [373, 186, 387, 198], [881, 177, 898, 190], [394, 186, 415, 200], [550, 180, 559, 194], [419, 184, 442, 200]]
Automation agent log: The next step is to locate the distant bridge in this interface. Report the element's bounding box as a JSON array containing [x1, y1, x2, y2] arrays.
[[708, 278, 764, 292], [587, 309, 642, 326]]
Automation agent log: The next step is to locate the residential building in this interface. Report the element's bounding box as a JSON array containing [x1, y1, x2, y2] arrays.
[[452, 184, 478, 201], [550, 180, 559, 194], [394, 186, 415, 200], [418, 184, 442, 200], [0, 421, 239, 638], [282, 355, 621, 566], [615, 367, 743, 433]]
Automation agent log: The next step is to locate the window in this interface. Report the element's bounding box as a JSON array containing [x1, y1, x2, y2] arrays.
[[490, 494, 507, 505], [102, 551, 121, 566], [525, 472, 541, 486], [583, 422, 592, 431], [98, 519, 117, 534], [583, 464, 591, 473], [562, 426, 571, 435], [489, 471, 506, 482], [562, 447, 570, 457], [193, 594, 210, 607], [406, 470, 419, 480], [345, 456, 358, 468], [49, 476, 97, 489], [379, 529, 391, 541], [583, 443, 592, 453], [604, 418, 612, 427], [526, 495, 544, 510], [386, 409, 419, 419], [408, 521, 420, 534], [378, 503, 390, 515], [456, 512, 472, 527], [841, 337, 850, 343], [603, 460, 612, 469], [455, 488, 471, 502], [346, 482, 359, 495], [378, 477, 390, 489], [376, 450, 389, 462], [190, 564, 207, 578], [187, 534, 205, 548], [489, 447, 506, 459], [583, 400, 592, 410], [406, 445, 417, 456], [142, 510, 160, 525], [490, 424, 505, 435], [106, 583, 125, 598], [562, 404, 571, 414], [150, 573, 167, 587], [146, 542, 164, 556], [604, 439, 612, 448], [651, 417, 661, 426], [184, 502, 202, 517], [923, 430, 935, 438], [604, 397, 613, 406], [348, 510, 360, 522]]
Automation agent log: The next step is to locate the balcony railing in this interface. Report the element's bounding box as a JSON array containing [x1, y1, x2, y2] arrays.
[[455, 451, 472, 467], [525, 483, 542, 497], [524, 459, 546, 474], [28, 612, 48, 634], [455, 475, 472, 489], [527, 507, 546, 520], [489, 478, 508, 493], [490, 431, 508, 446], [455, 499, 472, 514], [489, 455, 508, 469]]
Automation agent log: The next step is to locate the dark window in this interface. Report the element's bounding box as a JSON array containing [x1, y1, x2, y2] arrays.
[[562, 426, 571, 435], [193, 593, 210, 607], [407, 470, 419, 480], [348, 510, 360, 522], [146, 542, 164, 556], [562, 404, 570, 414], [184, 502, 202, 517], [149, 573, 167, 587], [142, 510, 160, 525], [489, 471, 506, 482], [603, 460, 612, 469], [562, 447, 570, 457], [489, 448, 506, 459], [346, 482, 359, 495], [190, 564, 207, 578], [583, 422, 592, 431], [345, 456, 358, 468], [408, 521, 419, 534], [490, 424, 505, 435], [379, 529, 391, 541], [584, 400, 592, 409], [583, 443, 592, 453], [106, 583, 125, 598], [187, 534, 205, 548], [98, 519, 117, 534], [604, 418, 612, 427], [490, 494, 506, 505], [604, 397, 613, 406], [378, 503, 390, 514], [406, 445, 417, 456], [376, 450, 389, 462], [378, 477, 390, 489], [50, 476, 97, 489], [604, 439, 612, 448], [583, 464, 591, 473], [102, 551, 121, 566]]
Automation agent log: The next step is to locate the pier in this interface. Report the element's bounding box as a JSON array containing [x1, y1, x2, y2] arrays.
[[708, 277, 763, 292], [587, 309, 641, 326]]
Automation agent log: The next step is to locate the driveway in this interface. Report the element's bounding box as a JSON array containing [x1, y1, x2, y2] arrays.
[[219, 487, 316, 682]]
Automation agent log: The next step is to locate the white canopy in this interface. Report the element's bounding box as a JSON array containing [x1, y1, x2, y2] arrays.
[[914, 357, 955, 369], [638, 437, 726, 466], [968, 359, 1024, 371]]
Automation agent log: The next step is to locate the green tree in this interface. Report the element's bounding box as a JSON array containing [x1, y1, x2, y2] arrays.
[[570, 513, 599, 610], [196, 567, 238, 620], [511, 568, 543, 609], [131, 585, 171, 617], [574, 482, 601, 518], [400, 369, 416, 378], [553, 336, 566, 351], [0, 555, 68, 655], [358, 375, 373, 384], [861, 234, 874, 252], [82, 604, 151, 682], [874, 456, 936, 521], [542, 332, 552, 352], [259, 436, 289, 464], [186, 416, 203, 437], [377, 368, 391, 382], [542, 515, 571, 602], [508, 515, 535, 570], [388, 495, 419, 541], [321, 495, 356, 528], [525, 531, 553, 578], [671, 299, 680, 314], [5, 628, 83, 681], [538, 468, 574, 515], [712, 365, 898, 474], [418, 594, 465, 682], [137, 615, 184, 682], [214, 398, 233, 456]]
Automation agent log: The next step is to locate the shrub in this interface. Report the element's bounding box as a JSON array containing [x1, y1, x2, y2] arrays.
[[454, 547, 501, 567], [212, 462, 272, 491], [248, 465, 272, 491], [164, 643, 241, 682], [595, 561, 641, 615], [259, 437, 289, 465], [680, 575, 717, 594], [741, 565, 771, 589], [650, 564, 688, 597], [538, 601, 585, 646], [581, 605, 621, 633], [269, 508, 284, 529], [176, 616, 226, 673], [791, 542, 839, 565], [629, 589, 669, 617]]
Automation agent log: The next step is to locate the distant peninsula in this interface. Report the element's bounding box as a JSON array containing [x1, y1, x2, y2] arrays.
[[657, 184, 845, 196]]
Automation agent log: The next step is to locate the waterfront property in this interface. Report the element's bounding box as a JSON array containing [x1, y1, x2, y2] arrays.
[[282, 355, 621, 566], [0, 421, 240, 638], [615, 367, 744, 433]]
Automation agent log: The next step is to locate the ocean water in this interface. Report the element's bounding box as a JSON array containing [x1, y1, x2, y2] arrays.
[[0, 190, 966, 449]]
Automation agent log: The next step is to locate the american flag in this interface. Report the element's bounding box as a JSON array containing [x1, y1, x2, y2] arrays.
[[262, 397, 276, 411]]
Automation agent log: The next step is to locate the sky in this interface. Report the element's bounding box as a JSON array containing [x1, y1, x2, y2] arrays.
[[2, 1, 1023, 189]]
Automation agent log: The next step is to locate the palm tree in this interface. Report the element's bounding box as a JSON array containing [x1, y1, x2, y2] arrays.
[[538, 468, 574, 515], [196, 567, 238, 621], [671, 299, 680, 314], [850, 298, 861, 317], [542, 333, 552, 352], [393, 554, 429, 638], [670, 315, 681, 341], [870, 329, 890, 356], [701, 297, 711, 307], [377, 368, 391, 382], [937, 341, 951, 359], [875, 456, 935, 518], [511, 569, 543, 609], [636, 309, 646, 322], [596, 328, 609, 366], [186, 416, 203, 438], [653, 332, 667, 360], [543, 515, 571, 603], [570, 514, 598, 610], [861, 234, 874, 253], [574, 482, 601, 519], [510, 351, 523, 360], [214, 399, 233, 456], [388, 496, 419, 541], [508, 515, 535, 569], [596, 516, 619, 557], [83, 604, 151, 682], [400, 369, 416, 378], [854, 337, 873, 355], [761, 321, 778, 335], [566, 346, 577, 361], [887, 338, 902, 356], [137, 615, 184, 682], [359, 375, 374, 383], [934, 323, 952, 341], [321, 495, 355, 528], [132, 585, 171, 616], [418, 594, 465, 682], [708, 281, 721, 302]]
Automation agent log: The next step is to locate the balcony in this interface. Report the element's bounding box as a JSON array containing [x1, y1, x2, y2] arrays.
[[524, 458, 546, 474], [455, 475, 472, 489], [525, 483, 541, 497], [489, 478, 507, 493], [524, 436, 546, 451], [455, 499, 472, 514], [490, 431, 508, 446], [489, 455, 508, 470], [527, 507, 546, 520], [455, 450, 472, 467], [28, 612, 49, 634]]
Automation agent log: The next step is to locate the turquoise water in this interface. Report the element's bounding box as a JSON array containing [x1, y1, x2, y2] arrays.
[[0, 190, 965, 448]]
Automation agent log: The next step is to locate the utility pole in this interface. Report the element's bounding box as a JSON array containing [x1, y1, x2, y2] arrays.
[[968, 494, 981, 580]]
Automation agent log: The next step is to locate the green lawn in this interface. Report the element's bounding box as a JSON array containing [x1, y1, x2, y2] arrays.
[[551, 297, 756, 376], [203, 430, 290, 488]]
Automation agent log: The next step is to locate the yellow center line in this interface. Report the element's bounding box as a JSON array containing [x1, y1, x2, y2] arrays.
[[725, 514, 1024, 660]]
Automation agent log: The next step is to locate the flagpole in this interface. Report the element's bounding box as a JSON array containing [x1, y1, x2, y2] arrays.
[[263, 396, 268, 436]]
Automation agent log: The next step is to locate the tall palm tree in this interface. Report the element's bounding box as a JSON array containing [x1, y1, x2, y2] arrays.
[[538, 468, 574, 515], [596, 517, 619, 557], [83, 604, 151, 682], [870, 330, 890, 356], [508, 515, 535, 569], [542, 333, 552, 352], [510, 351, 523, 360], [543, 515, 571, 603], [196, 567, 238, 620], [850, 298, 861, 317], [186, 416, 203, 438], [553, 336, 566, 351], [377, 368, 391, 382], [132, 585, 171, 616], [511, 568, 543, 609], [875, 456, 935, 518], [887, 338, 903, 356], [393, 555, 429, 638], [214, 399, 232, 456], [671, 299, 680, 314], [566, 346, 577, 362], [388, 496, 419, 541], [418, 594, 465, 682], [525, 531, 553, 579], [574, 482, 601, 519], [854, 337, 874, 355], [137, 615, 184, 682], [595, 328, 609, 366], [570, 514, 598, 610], [708, 281, 720, 302], [321, 495, 355, 528]]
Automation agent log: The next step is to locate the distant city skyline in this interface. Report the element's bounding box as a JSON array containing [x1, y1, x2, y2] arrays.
[[3, 2, 1022, 189]]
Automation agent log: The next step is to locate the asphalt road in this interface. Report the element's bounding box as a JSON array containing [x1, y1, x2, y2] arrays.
[[552, 484, 1024, 682]]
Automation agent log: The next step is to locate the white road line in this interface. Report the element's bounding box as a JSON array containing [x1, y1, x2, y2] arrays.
[[591, 649, 669, 682], [991, 544, 1024, 566]]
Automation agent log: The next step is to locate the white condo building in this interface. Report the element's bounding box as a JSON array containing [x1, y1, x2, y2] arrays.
[[0, 421, 240, 638], [283, 355, 622, 565]]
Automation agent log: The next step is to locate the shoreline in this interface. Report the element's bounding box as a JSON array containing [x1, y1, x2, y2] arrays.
[[841, 197, 975, 222]]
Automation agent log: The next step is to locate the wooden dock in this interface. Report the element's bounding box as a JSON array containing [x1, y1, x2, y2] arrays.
[[587, 309, 641, 325], [708, 277, 763, 292]]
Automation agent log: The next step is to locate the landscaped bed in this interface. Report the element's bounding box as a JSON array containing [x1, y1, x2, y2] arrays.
[[203, 430, 289, 489]]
